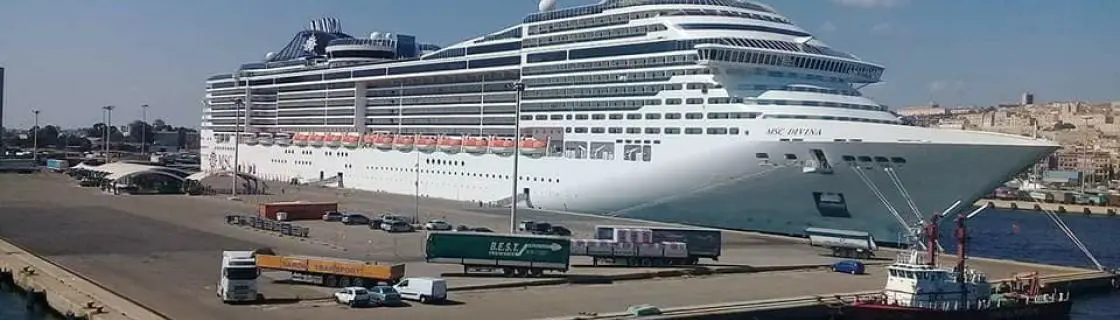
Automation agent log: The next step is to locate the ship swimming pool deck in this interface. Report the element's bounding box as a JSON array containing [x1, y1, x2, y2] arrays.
[[0, 173, 1101, 320]]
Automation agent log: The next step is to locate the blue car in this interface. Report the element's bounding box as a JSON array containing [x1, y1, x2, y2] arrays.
[[831, 260, 865, 275]]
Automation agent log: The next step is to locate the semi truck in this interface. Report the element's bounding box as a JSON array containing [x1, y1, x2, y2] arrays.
[[257, 201, 338, 221], [571, 239, 694, 266], [425, 232, 571, 277], [594, 225, 722, 262], [217, 251, 261, 303], [255, 253, 405, 287], [805, 227, 877, 259]]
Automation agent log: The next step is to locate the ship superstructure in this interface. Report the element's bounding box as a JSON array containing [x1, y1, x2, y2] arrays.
[[201, 1, 1058, 243]]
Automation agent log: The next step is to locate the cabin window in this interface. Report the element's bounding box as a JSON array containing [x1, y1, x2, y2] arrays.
[[890, 157, 907, 163], [842, 155, 856, 161]]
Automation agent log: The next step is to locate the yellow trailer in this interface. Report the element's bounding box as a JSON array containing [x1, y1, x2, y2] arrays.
[[256, 254, 405, 287]]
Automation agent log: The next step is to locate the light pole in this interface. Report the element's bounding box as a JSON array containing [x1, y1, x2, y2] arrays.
[[414, 148, 420, 224], [141, 104, 149, 156], [31, 109, 39, 163], [509, 81, 525, 233], [232, 98, 242, 197], [102, 105, 114, 162]]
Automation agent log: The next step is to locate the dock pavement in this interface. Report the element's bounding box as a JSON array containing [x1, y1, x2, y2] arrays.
[[0, 173, 1098, 320]]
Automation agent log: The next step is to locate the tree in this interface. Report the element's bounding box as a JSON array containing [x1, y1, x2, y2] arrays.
[[58, 134, 92, 151], [87, 123, 124, 141], [127, 120, 154, 144], [152, 119, 170, 131]]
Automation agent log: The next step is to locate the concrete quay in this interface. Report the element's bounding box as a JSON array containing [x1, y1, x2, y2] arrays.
[[977, 199, 1120, 216], [0, 238, 166, 320], [543, 270, 1119, 320], [0, 172, 1106, 320]]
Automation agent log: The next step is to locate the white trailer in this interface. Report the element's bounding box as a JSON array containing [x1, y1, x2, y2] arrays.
[[805, 227, 877, 259], [570, 239, 694, 266]]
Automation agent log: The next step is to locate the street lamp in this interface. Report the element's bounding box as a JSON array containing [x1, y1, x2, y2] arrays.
[[232, 98, 243, 197], [509, 80, 525, 233], [31, 109, 39, 162], [102, 105, 115, 162], [141, 104, 149, 156]]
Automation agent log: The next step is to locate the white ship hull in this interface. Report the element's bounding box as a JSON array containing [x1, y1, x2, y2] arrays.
[[202, 120, 1056, 243]]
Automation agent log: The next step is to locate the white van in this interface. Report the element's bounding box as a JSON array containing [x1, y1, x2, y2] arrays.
[[393, 277, 447, 303]]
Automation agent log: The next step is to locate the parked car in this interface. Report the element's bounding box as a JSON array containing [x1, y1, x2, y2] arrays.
[[322, 211, 344, 222], [341, 213, 371, 225], [369, 286, 403, 306], [423, 220, 453, 231], [830, 260, 865, 275], [453, 225, 471, 232], [333, 287, 371, 307], [469, 227, 494, 233], [394, 277, 447, 304], [381, 220, 415, 233], [548, 226, 572, 237]]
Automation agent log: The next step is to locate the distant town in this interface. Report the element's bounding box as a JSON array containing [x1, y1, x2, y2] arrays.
[[899, 93, 1120, 190]]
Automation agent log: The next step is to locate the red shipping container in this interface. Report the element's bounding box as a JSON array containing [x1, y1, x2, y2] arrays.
[[258, 201, 338, 221]]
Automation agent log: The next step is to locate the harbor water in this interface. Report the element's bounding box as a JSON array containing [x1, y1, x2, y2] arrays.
[[0, 208, 1116, 319]]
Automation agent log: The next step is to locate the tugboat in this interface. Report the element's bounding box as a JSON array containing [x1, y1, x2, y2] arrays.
[[845, 210, 1073, 320]]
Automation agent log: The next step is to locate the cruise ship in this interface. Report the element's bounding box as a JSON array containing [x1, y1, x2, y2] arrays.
[[201, 0, 1058, 243]]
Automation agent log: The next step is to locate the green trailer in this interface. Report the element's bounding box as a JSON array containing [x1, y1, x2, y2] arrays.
[[425, 232, 571, 277]]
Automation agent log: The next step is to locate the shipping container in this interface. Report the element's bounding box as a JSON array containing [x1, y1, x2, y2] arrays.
[[570, 239, 693, 266], [426, 232, 571, 277], [257, 201, 338, 221], [255, 254, 404, 287], [594, 225, 722, 260], [46, 159, 69, 171]]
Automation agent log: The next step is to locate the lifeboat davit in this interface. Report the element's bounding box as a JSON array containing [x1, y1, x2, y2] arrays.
[[519, 138, 547, 155], [437, 136, 463, 153], [373, 134, 394, 149], [394, 135, 416, 151], [416, 136, 438, 152], [463, 137, 487, 153], [488, 138, 515, 154]]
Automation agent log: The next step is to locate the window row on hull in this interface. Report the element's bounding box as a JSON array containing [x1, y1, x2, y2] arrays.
[[698, 47, 883, 82]]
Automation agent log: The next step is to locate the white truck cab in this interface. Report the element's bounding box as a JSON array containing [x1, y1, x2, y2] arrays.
[[393, 277, 447, 304], [218, 250, 260, 303]]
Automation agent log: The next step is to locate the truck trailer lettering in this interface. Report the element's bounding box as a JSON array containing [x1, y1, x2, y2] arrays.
[[488, 241, 563, 257]]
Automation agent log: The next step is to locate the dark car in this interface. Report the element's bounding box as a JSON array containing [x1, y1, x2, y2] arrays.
[[549, 226, 572, 237], [469, 227, 494, 233], [341, 213, 371, 225], [831, 260, 865, 275], [322, 211, 344, 222]]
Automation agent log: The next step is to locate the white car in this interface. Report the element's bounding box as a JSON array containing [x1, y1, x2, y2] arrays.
[[424, 220, 453, 231], [333, 287, 371, 307]]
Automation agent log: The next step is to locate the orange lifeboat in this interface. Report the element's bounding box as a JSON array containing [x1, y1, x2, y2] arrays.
[[415, 136, 438, 152], [393, 135, 416, 151], [488, 138, 516, 154], [463, 137, 487, 153], [326, 133, 344, 148], [342, 133, 361, 148], [519, 138, 547, 155], [308, 133, 325, 147], [292, 132, 310, 147], [437, 136, 463, 153], [373, 134, 394, 149], [361, 134, 378, 147]]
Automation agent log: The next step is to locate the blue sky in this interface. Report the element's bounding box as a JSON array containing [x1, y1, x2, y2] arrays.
[[1, 0, 1117, 129]]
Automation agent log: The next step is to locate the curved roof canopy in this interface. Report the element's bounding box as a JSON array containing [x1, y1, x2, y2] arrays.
[[73, 162, 193, 181]]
